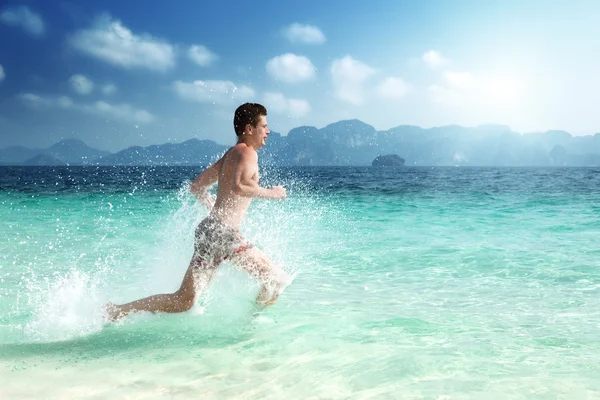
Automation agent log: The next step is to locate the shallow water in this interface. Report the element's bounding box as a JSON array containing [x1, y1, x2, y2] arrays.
[[1, 166, 599, 399]]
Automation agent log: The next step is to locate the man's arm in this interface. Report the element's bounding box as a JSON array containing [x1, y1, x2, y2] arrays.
[[233, 148, 286, 200], [190, 158, 222, 209]]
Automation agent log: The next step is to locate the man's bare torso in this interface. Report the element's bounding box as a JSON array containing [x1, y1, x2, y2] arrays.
[[209, 144, 258, 229]]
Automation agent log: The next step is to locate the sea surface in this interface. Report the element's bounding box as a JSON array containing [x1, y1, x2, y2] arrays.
[[1, 166, 599, 399]]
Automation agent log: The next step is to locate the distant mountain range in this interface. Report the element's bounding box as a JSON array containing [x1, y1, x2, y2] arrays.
[[2, 120, 600, 166], [0, 138, 111, 166]]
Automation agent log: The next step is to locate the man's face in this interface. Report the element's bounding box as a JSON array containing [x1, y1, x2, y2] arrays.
[[248, 115, 270, 148]]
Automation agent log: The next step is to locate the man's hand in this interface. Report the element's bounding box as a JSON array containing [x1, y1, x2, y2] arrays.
[[270, 185, 286, 200], [194, 188, 215, 210], [189, 158, 221, 209]]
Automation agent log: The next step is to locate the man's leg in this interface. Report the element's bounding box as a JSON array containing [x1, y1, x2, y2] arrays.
[[106, 260, 216, 321], [228, 247, 291, 306]]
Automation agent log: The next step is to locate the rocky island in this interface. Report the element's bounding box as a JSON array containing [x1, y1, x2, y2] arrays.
[[4, 121, 600, 167], [372, 154, 405, 167]]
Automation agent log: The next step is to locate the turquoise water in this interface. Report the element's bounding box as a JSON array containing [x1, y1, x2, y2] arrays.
[[1, 166, 600, 399]]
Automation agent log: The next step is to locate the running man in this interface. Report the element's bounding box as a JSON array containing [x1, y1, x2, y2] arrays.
[[106, 103, 291, 321]]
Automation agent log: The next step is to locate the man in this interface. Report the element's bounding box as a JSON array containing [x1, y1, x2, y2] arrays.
[[106, 103, 291, 321]]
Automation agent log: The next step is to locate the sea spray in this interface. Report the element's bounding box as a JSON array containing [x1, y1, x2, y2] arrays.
[[145, 183, 208, 295], [6, 167, 340, 343], [23, 269, 107, 342]]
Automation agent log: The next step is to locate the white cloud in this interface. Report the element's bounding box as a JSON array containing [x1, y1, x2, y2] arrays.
[[173, 80, 255, 105], [377, 77, 409, 100], [443, 71, 474, 90], [0, 5, 44, 36], [69, 74, 95, 95], [188, 45, 217, 67], [266, 53, 315, 83], [283, 23, 326, 44], [69, 14, 175, 72], [86, 101, 155, 124], [20, 93, 45, 106], [0, 64, 4, 82], [20, 93, 76, 110], [263, 92, 311, 118], [422, 50, 449, 70], [330, 56, 376, 105], [20, 92, 154, 124], [102, 83, 117, 95], [428, 84, 463, 106], [57, 96, 74, 109], [429, 70, 523, 109]]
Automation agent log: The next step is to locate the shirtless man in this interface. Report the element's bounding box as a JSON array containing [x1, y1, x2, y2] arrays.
[[106, 103, 290, 321]]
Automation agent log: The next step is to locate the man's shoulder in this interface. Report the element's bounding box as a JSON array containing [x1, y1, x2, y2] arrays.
[[232, 143, 257, 160]]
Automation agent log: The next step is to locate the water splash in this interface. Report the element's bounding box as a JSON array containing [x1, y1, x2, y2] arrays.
[[10, 169, 337, 343], [23, 269, 107, 342]]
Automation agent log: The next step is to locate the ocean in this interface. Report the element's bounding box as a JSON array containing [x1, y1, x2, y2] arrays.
[[1, 166, 599, 399]]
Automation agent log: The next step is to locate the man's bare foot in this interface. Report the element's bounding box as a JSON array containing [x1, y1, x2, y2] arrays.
[[257, 295, 278, 307], [104, 302, 124, 322], [263, 298, 277, 306]]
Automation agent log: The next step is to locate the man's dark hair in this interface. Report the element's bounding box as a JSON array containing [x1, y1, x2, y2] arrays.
[[233, 103, 267, 136]]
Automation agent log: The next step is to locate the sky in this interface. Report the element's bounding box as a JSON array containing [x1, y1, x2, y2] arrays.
[[0, 0, 599, 151]]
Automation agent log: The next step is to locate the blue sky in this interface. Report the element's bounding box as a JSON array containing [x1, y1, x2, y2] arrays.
[[1, 0, 599, 151]]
